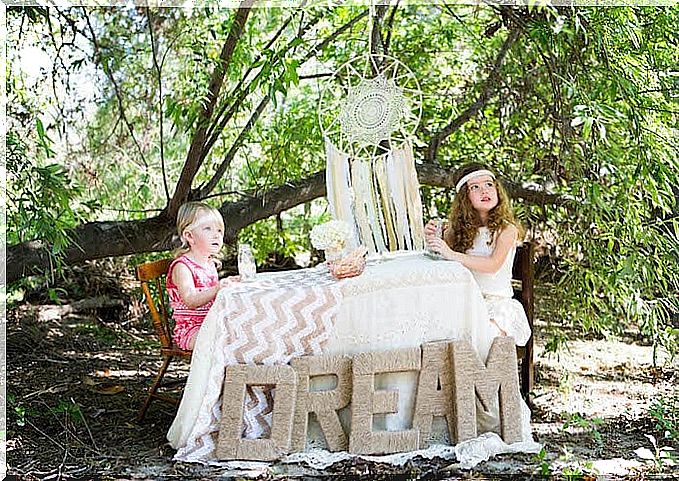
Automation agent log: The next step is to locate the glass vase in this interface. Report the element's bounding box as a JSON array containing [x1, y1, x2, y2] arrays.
[[238, 243, 257, 282], [324, 247, 344, 262]]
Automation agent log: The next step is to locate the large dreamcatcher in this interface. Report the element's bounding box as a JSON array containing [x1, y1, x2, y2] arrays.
[[318, 48, 426, 255], [318, 54, 422, 161]]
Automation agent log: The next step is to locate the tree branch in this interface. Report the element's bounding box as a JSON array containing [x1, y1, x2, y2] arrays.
[[370, 5, 388, 56], [218, 165, 570, 240], [6, 217, 175, 284], [6, 162, 568, 283], [196, 93, 270, 198], [203, 9, 299, 148], [168, 0, 255, 217], [219, 171, 327, 240], [415, 162, 570, 207], [306, 11, 368, 62], [83, 9, 149, 169], [383, 2, 400, 55], [146, 7, 170, 202], [424, 24, 521, 163], [196, 10, 368, 198], [200, 11, 322, 171]]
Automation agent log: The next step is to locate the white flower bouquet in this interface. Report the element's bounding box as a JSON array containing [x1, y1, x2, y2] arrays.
[[310, 220, 350, 253]]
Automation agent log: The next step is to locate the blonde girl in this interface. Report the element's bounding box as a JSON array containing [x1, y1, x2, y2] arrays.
[[425, 163, 531, 345], [167, 201, 239, 350]]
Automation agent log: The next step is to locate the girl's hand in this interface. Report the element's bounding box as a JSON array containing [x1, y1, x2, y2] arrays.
[[218, 276, 240, 289], [426, 237, 458, 261], [491, 319, 508, 336], [424, 219, 439, 237]]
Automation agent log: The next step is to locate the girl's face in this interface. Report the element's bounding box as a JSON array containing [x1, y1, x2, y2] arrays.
[[466, 175, 498, 214], [184, 215, 224, 257]]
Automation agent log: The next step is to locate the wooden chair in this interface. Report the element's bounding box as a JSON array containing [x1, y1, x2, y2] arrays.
[[512, 243, 535, 399], [136, 258, 192, 422]]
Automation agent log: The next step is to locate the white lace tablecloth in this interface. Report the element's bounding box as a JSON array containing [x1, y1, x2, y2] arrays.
[[167, 252, 536, 463]]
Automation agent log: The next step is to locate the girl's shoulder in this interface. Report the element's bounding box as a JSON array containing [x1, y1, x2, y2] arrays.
[[498, 222, 520, 244], [485, 222, 519, 244], [169, 255, 206, 279], [167, 256, 190, 289], [168, 255, 192, 279], [501, 221, 519, 233], [170, 254, 194, 270], [173, 254, 219, 275]]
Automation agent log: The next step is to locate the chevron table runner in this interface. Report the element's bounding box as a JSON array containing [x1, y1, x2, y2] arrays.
[[220, 266, 343, 438]]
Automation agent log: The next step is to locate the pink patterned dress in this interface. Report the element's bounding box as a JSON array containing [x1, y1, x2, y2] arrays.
[[167, 255, 219, 350]]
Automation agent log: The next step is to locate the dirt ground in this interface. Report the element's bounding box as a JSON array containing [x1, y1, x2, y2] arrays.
[[5, 262, 679, 480]]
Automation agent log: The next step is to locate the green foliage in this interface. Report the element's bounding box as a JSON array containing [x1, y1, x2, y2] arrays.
[[561, 411, 605, 446], [7, 393, 28, 428], [51, 399, 85, 426], [47, 287, 69, 304], [239, 201, 330, 264], [6, 131, 87, 257], [650, 392, 679, 442], [71, 320, 119, 346], [6, 5, 679, 354], [634, 434, 677, 472], [555, 447, 599, 478], [542, 328, 570, 355], [533, 446, 553, 476], [475, 6, 679, 358], [6, 19, 96, 269], [243, 91, 325, 191]]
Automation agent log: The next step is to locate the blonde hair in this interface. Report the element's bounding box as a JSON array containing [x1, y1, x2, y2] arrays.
[[443, 163, 524, 252], [174, 201, 225, 259]]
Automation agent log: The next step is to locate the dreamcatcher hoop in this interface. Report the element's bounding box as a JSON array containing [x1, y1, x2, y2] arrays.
[[318, 53, 422, 161]]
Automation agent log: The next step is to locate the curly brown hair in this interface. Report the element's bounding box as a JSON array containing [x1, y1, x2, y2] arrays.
[[443, 162, 523, 252]]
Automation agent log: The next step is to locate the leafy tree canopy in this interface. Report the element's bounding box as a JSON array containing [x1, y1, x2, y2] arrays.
[[6, 4, 678, 357]]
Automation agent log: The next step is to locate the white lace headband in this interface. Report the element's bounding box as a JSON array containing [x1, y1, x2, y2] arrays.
[[455, 169, 495, 193]]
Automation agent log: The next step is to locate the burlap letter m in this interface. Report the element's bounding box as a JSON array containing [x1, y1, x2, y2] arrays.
[[450, 337, 522, 444]]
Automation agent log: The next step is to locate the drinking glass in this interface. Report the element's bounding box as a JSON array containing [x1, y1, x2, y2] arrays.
[[426, 218, 447, 259]]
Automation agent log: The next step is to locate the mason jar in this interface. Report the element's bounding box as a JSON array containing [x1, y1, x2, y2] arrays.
[[238, 243, 257, 282]]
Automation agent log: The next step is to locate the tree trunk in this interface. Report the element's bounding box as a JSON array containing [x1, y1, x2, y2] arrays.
[[6, 216, 174, 283]]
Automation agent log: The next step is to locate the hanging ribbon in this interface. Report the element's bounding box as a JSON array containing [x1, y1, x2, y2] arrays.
[[325, 140, 425, 256], [325, 139, 360, 249]]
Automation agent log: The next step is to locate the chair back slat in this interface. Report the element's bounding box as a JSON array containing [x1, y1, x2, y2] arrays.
[[155, 277, 171, 340], [512, 243, 535, 326], [137, 258, 173, 281], [136, 258, 174, 349], [511, 242, 535, 397]]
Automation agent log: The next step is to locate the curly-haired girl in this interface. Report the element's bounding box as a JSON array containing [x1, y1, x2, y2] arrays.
[[425, 163, 531, 346]]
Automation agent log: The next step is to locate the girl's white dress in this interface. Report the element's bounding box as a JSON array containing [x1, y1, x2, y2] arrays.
[[465, 226, 533, 439], [466, 227, 531, 346]]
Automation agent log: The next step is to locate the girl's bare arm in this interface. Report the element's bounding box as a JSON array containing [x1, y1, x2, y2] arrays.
[[428, 224, 518, 274], [172, 263, 222, 308]]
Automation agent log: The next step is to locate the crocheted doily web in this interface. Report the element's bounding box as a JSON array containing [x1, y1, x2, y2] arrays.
[[319, 54, 422, 160]]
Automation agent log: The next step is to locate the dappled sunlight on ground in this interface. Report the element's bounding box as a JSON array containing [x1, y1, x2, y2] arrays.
[[533, 339, 677, 421], [7, 294, 678, 479]]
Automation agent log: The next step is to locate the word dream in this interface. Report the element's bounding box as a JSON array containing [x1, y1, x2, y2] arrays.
[[217, 337, 522, 461]]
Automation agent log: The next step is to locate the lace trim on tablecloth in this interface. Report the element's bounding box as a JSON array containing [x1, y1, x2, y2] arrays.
[[282, 433, 541, 470]]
